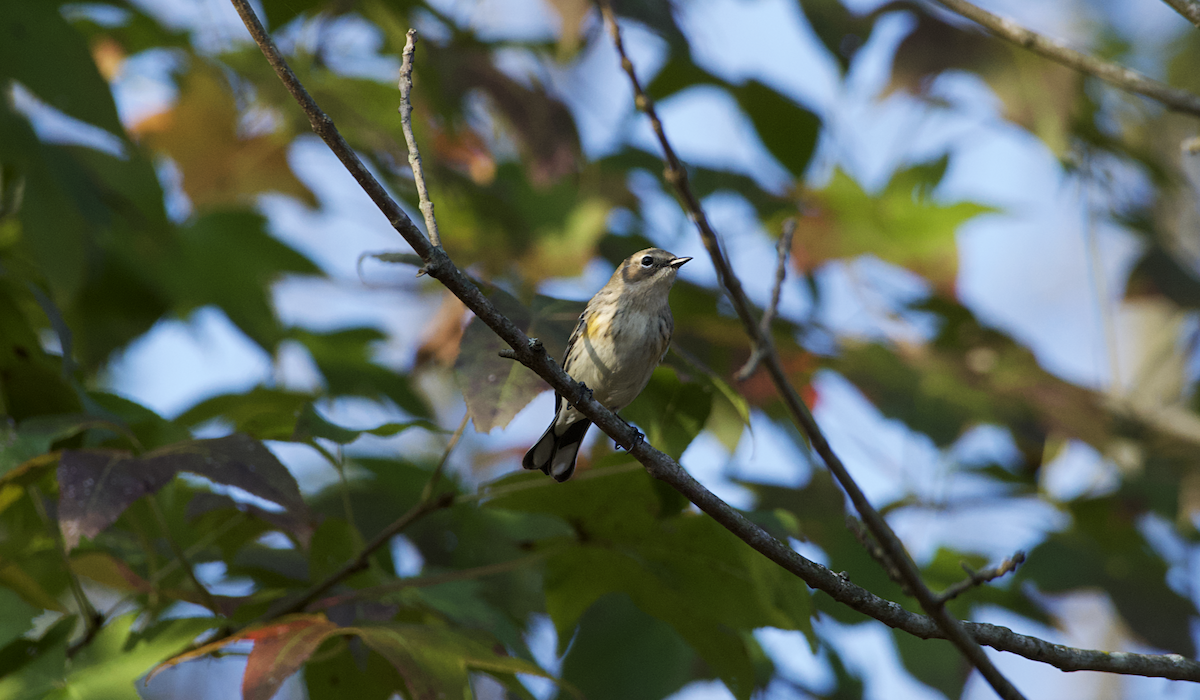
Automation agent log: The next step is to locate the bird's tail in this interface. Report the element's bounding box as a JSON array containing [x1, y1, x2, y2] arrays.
[[522, 418, 592, 482]]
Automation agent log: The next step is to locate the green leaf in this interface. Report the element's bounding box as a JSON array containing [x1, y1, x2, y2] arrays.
[[163, 210, 320, 351], [292, 328, 432, 419], [305, 639, 404, 700], [309, 517, 369, 584], [292, 404, 437, 445], [0, 587, 38, 649], [50, 615, 217, 700], [176, 387, 314, 441], [623, 366, 713, 460], [560, 593, 697, 700], [353, 624, 562, 700], [1020, 497, 1197, 656], [796, 163, 996, 291], [490, 465, 811, 700], [731, 80, 821, 177], [0, 616, 72, 699]]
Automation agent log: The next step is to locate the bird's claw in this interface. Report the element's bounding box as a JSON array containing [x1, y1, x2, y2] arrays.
[[617, 421, 643, 452]]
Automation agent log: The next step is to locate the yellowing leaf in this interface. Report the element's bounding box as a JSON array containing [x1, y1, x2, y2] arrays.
[[135, 66, 314, 209]]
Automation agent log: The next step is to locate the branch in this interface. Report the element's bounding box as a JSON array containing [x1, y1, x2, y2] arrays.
[[261, 416, 468, 619], [1162, 0, 1200, 28], [736, 218, 794, 381], [226, 0, 1200, 683], [930, 0, 1200, 117], [597, 4, 1023, 698], [937, 551, 1026, 605], [397, 29, 441, 248]]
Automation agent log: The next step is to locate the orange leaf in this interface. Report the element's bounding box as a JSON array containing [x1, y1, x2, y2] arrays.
[[133, 66, 315, 210], [148, 614, 337, 688]]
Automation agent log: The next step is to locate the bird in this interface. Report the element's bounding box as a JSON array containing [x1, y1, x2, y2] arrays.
[[522, 247, 691, 482]]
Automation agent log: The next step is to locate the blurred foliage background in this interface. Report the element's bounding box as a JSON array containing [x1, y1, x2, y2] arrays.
[[2, 0, 1200, 698]]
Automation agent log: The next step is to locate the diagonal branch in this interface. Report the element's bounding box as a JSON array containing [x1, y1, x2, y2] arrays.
[[1163, 0, 1200, 28], [597, 3, 1023, 698], [930, 0, 1200, 116], [226, 0, 1200, 684]]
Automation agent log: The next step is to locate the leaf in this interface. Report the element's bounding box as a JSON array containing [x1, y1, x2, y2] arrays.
[[0, 559, 66, 612], [731, 80, 821, 177], [134, 64, 315, 209], [455, 286, 584, 432], [0, 588, 37, 649], [0, 616, 72, 699], [623, 366, 713, 460], [291, 328, 432, 419], [305, 639, 403, 700], [1020, 497, 1197, 656], [353, 624, 564, 700], [886, 8, 1082, 154], [292, 404, 437, 445], [489, 465, 811, 700], [241, 616, 342, 700], [0, 415, 111, 476], [151, 614, 338, 696], [160, 210, 320, 351], [794, 163, 995, 292], [176, 387, 314, 440], [560, 592, 697, 700], [50, 614, 217, 700], [57, 434, 310, 549], [0, 283, 81, 420]]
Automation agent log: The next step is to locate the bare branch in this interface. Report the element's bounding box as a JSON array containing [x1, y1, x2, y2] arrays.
[[226, 0, 1200, 683], [1161, 0, 1200, 29], [736, 218, 795, 381], [931, 0, 1200, 116], [598, 4, 1024, 698], [398, 29, 442, 248], [937, 551, 1026, 605]]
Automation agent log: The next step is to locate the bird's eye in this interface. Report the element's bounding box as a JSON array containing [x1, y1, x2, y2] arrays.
[[640, 256, 654, 268]]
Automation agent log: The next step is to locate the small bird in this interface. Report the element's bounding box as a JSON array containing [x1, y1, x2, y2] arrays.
[[523, 247, 691, 481]]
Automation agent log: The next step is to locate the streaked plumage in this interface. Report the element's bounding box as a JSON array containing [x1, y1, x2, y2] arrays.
[[522, 248, 691, 481]]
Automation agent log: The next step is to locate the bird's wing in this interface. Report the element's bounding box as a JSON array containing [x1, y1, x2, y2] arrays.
[[556, 309, 590, 414]]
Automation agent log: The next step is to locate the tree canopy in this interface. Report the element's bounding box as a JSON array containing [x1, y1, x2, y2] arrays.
[[3, 0, 1200, 698]]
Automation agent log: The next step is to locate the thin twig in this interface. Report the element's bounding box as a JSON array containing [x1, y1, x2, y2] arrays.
[[29, 486, 101, 640], [930, 0, 1200, 116], [147, 496, 221, 615], [398, 29, 441, 248], [261, 494, 454, 620], [263, 417, 467, 619], [1162, 0, 1200, 28], [226, 0, 1200, 682], [736, 218, 795, 381], [421, 412, 469, 502], [937, 551, 1026, 605], [309, 551, 546, 610], [598, 4, 1024, 699]]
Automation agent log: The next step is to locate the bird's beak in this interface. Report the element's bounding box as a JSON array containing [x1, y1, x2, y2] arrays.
[[669, 257, 692, 269]]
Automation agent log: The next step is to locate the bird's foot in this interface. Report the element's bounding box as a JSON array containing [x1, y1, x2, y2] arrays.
[[616, 418, 643, 452]]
